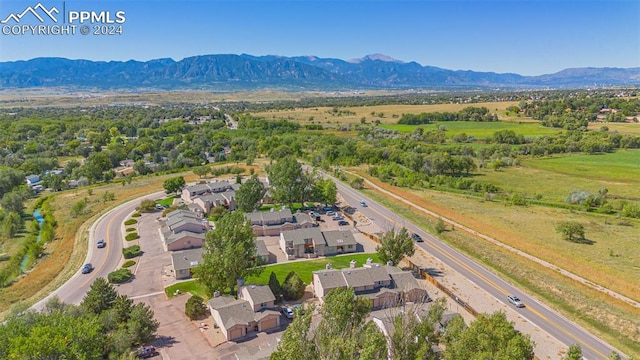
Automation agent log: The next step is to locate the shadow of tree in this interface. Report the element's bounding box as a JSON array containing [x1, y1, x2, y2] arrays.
[[153, 335, 179, 348], [569, 237, 595, 245]]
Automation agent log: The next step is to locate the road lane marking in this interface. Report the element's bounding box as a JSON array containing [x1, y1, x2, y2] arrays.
[[351, 190, 610, 359]]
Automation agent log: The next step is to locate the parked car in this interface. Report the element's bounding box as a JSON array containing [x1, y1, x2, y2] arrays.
[[293, 303, 305, 314], [360, 201, 367, 207], [411, 233, 423, 243], [332, 214, 344, 220], [322, 206, 333, 212], [507, 294, 524, 308], [155, 204, 164, 210], [137, 346, 159, 359], [81, 263, 93, 274], [338, 220, 349, 226], [326, 211, 336, 216], [97, 239, 106, 248], [281, 307, 294, 319]]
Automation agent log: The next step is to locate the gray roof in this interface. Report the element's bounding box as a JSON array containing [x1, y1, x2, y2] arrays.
[[245, 209, 293, 226], [314, 269, 347, 291], [281, 228, 324, 246], [242, 285, 276, 305], [186, 183, 211, 194], [168, 217, 206, 232], [342, 268, 374, 288], [255, 239, 269, 258], [171, 248, 204, 272], [363, 263, 391, 283], [212, 299, 257, 329], [323, 230, 357, 247], [207, 180, 231, 192], [208, 295, 236, 309], [293, 212, 313, 225], [165, 231, 206, 246], [166, 209, 197, 220], [389, 272, 422, 292]]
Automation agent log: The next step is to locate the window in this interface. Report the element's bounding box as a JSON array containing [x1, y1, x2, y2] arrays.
[[261, 302, 266, 308]]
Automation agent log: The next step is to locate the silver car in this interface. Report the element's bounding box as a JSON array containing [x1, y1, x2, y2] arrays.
[[507, 294, 524, 308]]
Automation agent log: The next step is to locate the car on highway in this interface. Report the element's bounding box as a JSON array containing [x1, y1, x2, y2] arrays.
[[411, 233, 424, 242], [81, 263, 93, 274], [338, 220, 349, 226], [360, 201, 367, 207], [97, 239, 106, 248], [507, 294, 525, 308], [281, 307, 294, 319]]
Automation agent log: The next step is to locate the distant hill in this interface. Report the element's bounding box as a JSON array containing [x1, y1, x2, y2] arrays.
[[0, 54, 638, 90]]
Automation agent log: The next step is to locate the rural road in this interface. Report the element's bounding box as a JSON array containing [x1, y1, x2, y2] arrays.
[[33, 191, 166, 310], [329, 173, 623, 360]]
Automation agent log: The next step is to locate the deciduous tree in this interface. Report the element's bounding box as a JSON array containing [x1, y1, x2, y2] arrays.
[[193, 211, 263, 296], [555, 221, 586, 242], [236, 174, 265, 212], [163, 176, 185, 194], [376, 227, 415, 266]]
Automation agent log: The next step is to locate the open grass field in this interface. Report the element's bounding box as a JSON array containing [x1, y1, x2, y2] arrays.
[[351, 172, 640, 356], [588, 122, 640, 135], [252, 101, 521, 126], [380, 120, 561, 138], [476, 150, 640, 203], [525, 150, 640, 183]]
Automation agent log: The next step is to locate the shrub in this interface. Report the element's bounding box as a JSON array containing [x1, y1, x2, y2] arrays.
[[126, 227, 136, 232], [125, 233, 139, 241], [122, 245, 141, 259], [281, 271, 305, 301], [124, 219, 137, 225], [185, 295, 209, 320], [108, 268, 132, 283], [122, 260, 136, 268], [131, 212, 141, 218]]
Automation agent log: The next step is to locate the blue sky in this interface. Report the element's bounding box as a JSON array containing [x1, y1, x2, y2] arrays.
[[0, 0, 638, 75]]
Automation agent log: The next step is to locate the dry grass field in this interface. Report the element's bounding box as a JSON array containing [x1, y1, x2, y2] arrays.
[[252, 101, 521, 126], [588, 122, 640, 135], [352, 171, 640, 355]]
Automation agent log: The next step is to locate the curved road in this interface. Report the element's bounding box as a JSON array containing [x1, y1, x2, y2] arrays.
[[332, 176, 623, 360], [33, 192, 165, 310]]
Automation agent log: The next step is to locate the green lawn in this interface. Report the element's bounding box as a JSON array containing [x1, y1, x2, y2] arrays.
[[156, 196, 177, 207], [380, 121, 561, 139], [165, 280, 209, 299], [166, 253, 380, 299]]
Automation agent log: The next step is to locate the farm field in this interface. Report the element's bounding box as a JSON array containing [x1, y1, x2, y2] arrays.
[[252, 101, 520, 126], [380, 120, 561, 138], [477, 150, 640, 202], [525, 150, 640, 183], [351, 171, 640, 355], [588, 122, 640, 135]]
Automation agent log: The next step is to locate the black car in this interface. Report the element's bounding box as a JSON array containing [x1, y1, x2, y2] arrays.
[[137, 346, 159, 359], [338, 220, 349, 226], [411, 233, 423, 242], [81, 263, 93, 274]]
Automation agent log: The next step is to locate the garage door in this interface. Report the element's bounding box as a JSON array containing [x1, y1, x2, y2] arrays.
[[260, 318, 278, 331], [229, 327, 243, 340]]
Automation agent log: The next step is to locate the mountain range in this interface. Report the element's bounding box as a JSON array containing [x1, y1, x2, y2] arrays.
[[0, 53, 638, 90]]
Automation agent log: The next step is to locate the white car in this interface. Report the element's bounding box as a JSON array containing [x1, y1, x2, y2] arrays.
[[281, 307, 294, 319], [507, 294, 524, 308], [360, 201, 367, 207]]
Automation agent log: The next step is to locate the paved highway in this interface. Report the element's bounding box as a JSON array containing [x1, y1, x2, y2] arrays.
[[331, 175, 622, 360], [33, 192, 165, 310]]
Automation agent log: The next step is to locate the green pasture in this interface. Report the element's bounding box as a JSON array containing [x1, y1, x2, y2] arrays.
[[380, 121, 561, 138], [526, 150, 640, 183]]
